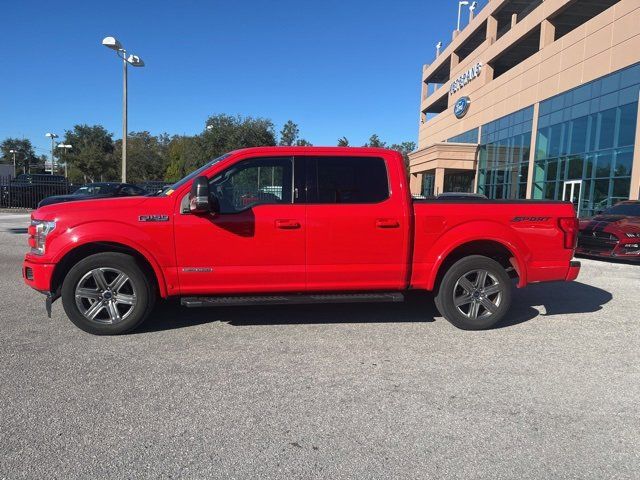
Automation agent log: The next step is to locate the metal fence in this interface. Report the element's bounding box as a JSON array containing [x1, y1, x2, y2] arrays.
[[0, 176, 168, 210], [0, 175, 73, 209]]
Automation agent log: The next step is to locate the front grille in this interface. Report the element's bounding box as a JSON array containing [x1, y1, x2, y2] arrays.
[[578, 231, 619, 252], [584, 231, 617, 241]]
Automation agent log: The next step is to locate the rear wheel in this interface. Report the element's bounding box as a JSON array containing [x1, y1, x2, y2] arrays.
[[61, 252, 156, 335], [434, 255, 511, 330]]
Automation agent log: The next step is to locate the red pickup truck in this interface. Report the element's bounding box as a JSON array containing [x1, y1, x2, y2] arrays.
[[23, 147, 580, 335]]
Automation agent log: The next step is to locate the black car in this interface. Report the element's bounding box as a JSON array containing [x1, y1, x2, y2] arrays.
[[436, 192, 488, 200], [3, 174, 69, 209], [413, 192, 488, 201], [38, 182, 148, 208]]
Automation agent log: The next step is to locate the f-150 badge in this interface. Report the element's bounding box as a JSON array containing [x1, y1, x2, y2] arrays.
[[139, 215, 169, 222]]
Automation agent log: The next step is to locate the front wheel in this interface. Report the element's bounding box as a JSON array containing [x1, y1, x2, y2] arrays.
[[61, 252, 156, 335], [434, 255, 512, 330]]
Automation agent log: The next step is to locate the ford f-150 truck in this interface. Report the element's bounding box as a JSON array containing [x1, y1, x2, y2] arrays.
[[23, 147, 581, 335]]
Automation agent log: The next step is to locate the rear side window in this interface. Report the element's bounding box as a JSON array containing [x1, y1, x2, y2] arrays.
[[305, 157, 389, 204]]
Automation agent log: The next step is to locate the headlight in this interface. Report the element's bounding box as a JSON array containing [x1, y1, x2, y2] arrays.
[[625, 232, 640, 238], [28, 220, 56, 255]]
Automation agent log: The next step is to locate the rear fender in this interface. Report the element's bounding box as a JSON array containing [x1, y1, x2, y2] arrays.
[[424, 220, 530, 290]]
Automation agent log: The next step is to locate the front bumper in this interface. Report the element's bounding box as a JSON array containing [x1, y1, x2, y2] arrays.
[[23, 257, 55, 293]]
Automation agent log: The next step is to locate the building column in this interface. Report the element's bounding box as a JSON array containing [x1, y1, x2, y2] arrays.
[[540, 19, 556, 49], [451, 52, 460, 71], [410, 173, 423, 195], [487, 15, 497, 44], [525, 103, 540, 199], [629, 95, 640, 200], [473, 130, 482, 193], [435, 168, 445, 195], [483, 62, 494, 83], [421, 64, 429, 100]]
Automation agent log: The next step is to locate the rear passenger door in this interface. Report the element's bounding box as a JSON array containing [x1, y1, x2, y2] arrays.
[[302, 155, 408, 291]]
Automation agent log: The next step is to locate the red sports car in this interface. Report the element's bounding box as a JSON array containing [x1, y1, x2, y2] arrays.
[[577, 201, 640, 261]]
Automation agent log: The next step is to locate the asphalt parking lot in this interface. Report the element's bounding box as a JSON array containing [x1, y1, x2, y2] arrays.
[[1, 212, 639, 479]]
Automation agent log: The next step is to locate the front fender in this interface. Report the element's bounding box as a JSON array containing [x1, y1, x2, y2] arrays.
[[47, 220, 174, 297], [424, 220, 530, 290]]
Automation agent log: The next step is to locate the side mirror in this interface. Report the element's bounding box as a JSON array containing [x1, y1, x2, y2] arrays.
[[189, 176, 211, 213]]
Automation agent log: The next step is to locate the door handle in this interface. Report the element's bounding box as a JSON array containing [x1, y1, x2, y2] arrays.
[[376, 218, 400, 229], [275, 219, 301, 229]]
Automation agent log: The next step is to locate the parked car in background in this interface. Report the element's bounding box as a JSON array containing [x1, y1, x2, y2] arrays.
[[577, 201, 640, 261], [436, 192, 488, 200], [412, 192, 488, 201], [38, 182, 148, 208], [4, 174, 68, 209]]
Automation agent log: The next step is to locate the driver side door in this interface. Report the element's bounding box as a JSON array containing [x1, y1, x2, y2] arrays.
[[173, 156, 306, 295]]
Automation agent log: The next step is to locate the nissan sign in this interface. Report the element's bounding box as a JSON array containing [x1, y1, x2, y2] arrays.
[[450, 62, 482, 95]]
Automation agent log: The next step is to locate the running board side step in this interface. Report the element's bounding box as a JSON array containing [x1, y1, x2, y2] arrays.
[[181, 292, 405, 308]]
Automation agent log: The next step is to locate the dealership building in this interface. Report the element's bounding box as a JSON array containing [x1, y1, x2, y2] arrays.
[[408, 0, 640, 216]]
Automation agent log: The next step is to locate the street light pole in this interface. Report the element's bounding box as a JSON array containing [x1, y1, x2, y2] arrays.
[[102, 36, 144, 183], [122, 54, 128, 183], [469, 1, 478, 23], [45, 133, 59, 174], [457, 1, 470, 31], [57, 144, 73, 178], [9, 149, 18, 176]]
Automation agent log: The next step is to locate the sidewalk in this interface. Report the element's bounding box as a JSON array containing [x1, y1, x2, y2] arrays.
[[0, 208, 32, 215], [0, 212, 31, 221]]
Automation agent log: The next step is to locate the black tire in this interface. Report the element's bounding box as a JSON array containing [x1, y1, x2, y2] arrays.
[[61, 252, 156, 335], [434, 255, 512, 330]]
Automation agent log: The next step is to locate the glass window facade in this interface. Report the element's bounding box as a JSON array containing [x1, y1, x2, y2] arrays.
[[477, 106, 534, 199], [447, 128, 479, 144], [422, 172, 435, 197], [533, 62, 640, 216]]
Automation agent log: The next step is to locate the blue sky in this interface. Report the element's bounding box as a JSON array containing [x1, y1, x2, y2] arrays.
[[1, 0, 474, 158]]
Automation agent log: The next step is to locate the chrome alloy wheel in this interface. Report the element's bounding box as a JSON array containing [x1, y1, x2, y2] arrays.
[[74, 267, 137, 324], [452, 269, 503, 320]]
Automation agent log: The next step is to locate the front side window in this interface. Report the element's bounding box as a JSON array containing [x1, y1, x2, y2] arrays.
[[209, 157, 293, 214], [306, 156, 389, 204]]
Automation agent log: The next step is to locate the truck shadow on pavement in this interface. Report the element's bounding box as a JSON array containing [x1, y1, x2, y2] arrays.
[[136, 281, 612, 333]]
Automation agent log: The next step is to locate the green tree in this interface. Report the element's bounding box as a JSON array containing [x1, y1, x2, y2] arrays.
[[279, 120, 300, 146], [390, 141, 416, 172], [112, 131, 170, 182], [165, 135, 207, 180], [62, 125, 116, 182], [0, 138, 39, 174], [201, 114, 276, 161], [364, 134, 386, 148], [337, 136, 349, 147], [295, 139, 313, 146], [165, 160, 184, 183]]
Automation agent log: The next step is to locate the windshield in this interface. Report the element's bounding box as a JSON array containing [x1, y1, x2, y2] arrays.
[[160, 154, 230, 196], [75, 184, 115, 195], [602, 203, 640, 216]]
